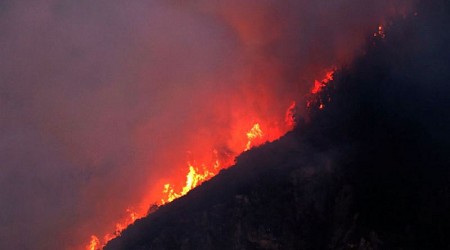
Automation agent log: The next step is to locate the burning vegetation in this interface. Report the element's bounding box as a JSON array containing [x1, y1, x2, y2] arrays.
[[84, 18, 407, 247], [87, 104, 297, 248], [87, 65, 345, 248], [0, 1, 425, 250], [105, 1, 450, 248]]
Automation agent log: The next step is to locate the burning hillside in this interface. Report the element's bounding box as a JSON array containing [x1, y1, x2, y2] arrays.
[[87, 70, 338, 249], [105, 1, 450, 249], [0, 1, 432, 250]]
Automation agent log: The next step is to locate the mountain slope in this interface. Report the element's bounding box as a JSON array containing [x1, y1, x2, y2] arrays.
[[105, 1, 450, 249]]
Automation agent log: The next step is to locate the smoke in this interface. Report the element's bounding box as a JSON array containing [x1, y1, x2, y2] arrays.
[[0, 0, 414, 249]]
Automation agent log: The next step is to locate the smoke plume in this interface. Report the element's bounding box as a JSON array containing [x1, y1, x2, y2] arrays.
[[0, 0, 414, 249]]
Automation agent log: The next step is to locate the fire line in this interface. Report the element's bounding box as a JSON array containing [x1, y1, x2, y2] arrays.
[[86, 70, 335, 249]]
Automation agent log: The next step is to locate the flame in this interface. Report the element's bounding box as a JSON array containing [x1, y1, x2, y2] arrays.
[[308, 25, 387, 112], [88, 207, 141, 249], [161, 122, 266, 204], [161, 161, 215, 204], [85, 68, 340, 249], [285, 101, 297, 129], [307, 69, 337, 111], [85, 69, 337, 249], [114, 208, 139, 233], [311, 70, 334, 94], [86, 102, 297, 249], [245, 123, 264, 151], [87, 235, 100, 250]]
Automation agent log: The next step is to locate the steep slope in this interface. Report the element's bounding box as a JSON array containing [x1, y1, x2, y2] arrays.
[[106, 1, 450, 249]]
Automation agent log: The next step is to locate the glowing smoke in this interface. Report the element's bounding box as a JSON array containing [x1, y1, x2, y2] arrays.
[[0, 0, 414, 249]]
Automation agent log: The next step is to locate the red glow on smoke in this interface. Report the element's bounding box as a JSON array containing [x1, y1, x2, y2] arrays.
[[311, 70, 335, 94], [83, 9, 411, 250], [86, 101, 298, 249]]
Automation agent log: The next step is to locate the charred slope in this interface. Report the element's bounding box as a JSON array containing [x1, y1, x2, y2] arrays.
[[106, 2, 450, 249]]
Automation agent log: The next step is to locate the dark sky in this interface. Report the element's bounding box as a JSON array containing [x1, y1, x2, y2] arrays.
[[0, 1, 414, 249]]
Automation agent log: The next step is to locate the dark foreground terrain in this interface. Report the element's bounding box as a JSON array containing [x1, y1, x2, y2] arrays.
[[106, 1, 450, 249]]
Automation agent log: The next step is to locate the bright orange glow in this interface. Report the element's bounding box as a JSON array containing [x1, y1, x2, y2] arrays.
[[87, 208, 140, 250], [161, 162, 215, 204], [311, 70, 335, 94], [161, 122, 267, 205], [245, 123, 264, 151], [87, 235, 100, 250], [285, 101, 297, 129], [86, 68, 340, 249], [113, 208, 139, 233], [86, 102, 297, 249], [307, 69, 336, 111], [87, 69, 339, 249]]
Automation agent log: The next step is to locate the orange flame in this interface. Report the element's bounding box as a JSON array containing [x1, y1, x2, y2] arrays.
[[85, 73, 332, 249], [311, 70, 334, 94], [161, 122, 266, 205], [285, 101, 297, 129], [87, 235, 100, 250], [85, 77, 342, 249], [161, 161, 215, 204], [86, 102, 297, 249], [245, 123, 264, 151], [88, 207, 140, 250], [307, 69, 336, 110]]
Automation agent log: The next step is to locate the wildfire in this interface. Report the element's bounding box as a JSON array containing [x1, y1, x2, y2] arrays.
[[112, 208, 140, 235], [308, 25, 387, 111], [86, 102, 297, 249], [87, 235, 100, 250], [85, 66, 344, 249], [162, 122, 267, 204], [307, 25, 386, 112], [307, 69, 336, 110], [85, 68, 343, 249], [311, 70, 334, 94], [285, 101, 297, 129], [245, 123, 264, 151], [161, 161, 216, 204]]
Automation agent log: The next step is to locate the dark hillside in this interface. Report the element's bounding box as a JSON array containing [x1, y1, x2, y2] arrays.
[[106, 1, 450, 249]]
